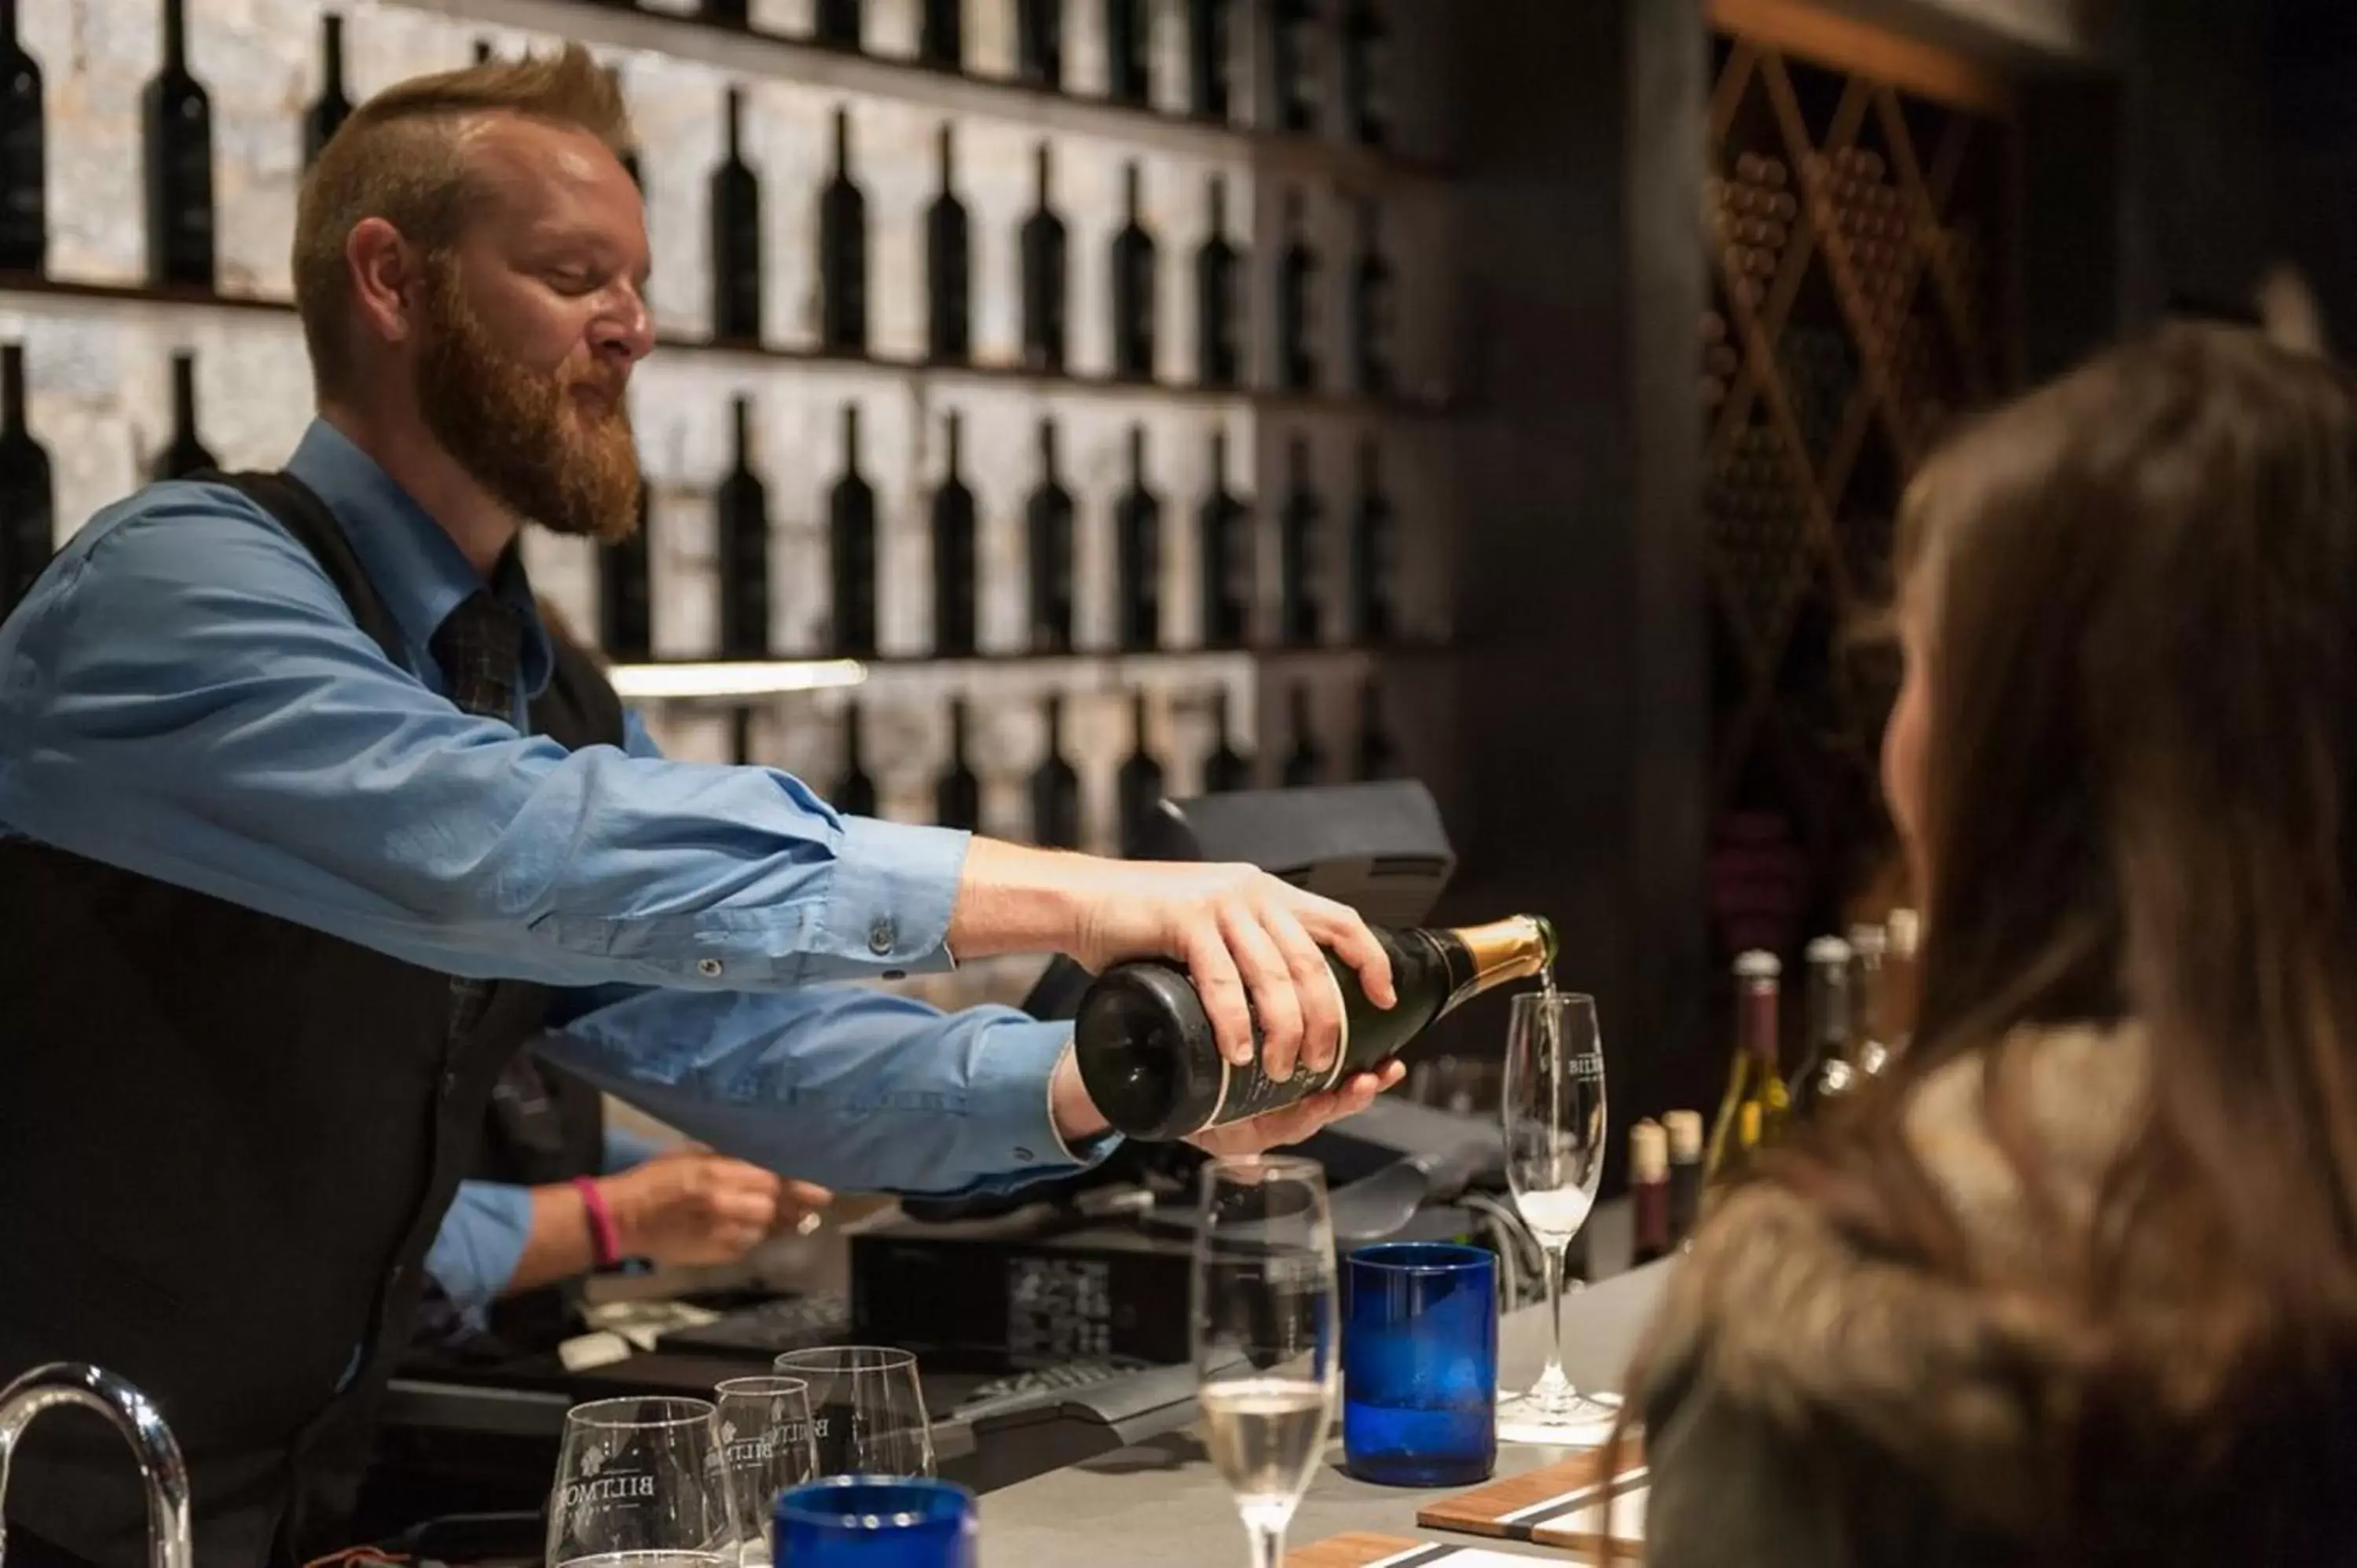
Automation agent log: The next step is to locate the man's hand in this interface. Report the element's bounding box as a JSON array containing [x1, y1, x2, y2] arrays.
[[1049, 1050, 1405, 1154], [601, 1146, 833, 1266], [951, 840, 1398, 1083]]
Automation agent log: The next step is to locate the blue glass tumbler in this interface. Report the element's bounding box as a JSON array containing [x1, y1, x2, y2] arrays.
[[773, 1477, 977, 1568], [1342, 1242, 1499, 1486]]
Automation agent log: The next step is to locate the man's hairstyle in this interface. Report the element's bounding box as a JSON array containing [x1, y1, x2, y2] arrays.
[[291, 45, 633, 397]]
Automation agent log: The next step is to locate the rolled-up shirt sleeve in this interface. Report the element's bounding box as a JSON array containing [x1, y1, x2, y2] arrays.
[[421, 1180, 535, 1317]]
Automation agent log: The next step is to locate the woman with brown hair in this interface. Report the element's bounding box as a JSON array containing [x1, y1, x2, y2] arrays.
[[1629, 319, 2357, 1567]]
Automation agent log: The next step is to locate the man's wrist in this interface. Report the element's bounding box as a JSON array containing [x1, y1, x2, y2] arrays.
[[948, 837, 1095, 959], [1048, 1046, 1113, 1146]]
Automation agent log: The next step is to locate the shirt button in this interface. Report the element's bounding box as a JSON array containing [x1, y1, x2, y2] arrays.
[[1013, 1148, 1035, 1163], [697, 957, 724, 978], [867, 918, 896, 956], [882, 969, 906, 981]]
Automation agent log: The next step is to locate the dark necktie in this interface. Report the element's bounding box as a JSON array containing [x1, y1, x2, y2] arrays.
[[429, 591, 523, 1046]]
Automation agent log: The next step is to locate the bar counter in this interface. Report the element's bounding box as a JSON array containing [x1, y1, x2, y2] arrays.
[[976, 1262, 1675, 1567]]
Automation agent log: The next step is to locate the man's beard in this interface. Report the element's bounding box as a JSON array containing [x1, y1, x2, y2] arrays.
[[414, 261, 643, 544]]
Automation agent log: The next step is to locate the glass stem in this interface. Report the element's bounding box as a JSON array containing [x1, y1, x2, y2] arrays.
[[1248, 1523, 1286, 1568], [1530, 1239, 1574, 1407]]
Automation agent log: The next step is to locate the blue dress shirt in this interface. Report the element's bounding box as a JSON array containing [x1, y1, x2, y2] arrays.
[[0, 419, 1106, 1208]]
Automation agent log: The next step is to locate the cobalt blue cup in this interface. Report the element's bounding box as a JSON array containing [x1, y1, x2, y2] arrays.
[[774, 1476, 977, 1568], [1342, 1242, 1499, 1487]]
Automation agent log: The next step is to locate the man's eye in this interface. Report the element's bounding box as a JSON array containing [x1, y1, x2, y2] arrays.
[[545, 269, 598, 296]]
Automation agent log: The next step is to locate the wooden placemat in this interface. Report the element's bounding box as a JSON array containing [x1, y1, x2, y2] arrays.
[[1416, 1444, 1649, 1552], [1285, 1534, 1599, 1568]]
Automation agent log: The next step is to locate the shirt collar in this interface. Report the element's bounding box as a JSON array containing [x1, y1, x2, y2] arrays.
[[284, 418, 555, 698]]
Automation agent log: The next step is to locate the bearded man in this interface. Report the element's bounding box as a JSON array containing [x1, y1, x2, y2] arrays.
[[0, 49, 1399, 1568]]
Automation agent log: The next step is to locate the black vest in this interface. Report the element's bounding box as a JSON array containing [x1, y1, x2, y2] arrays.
[[0, 472, 625, 1568]]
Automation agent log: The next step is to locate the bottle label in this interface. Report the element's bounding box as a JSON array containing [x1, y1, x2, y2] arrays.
[[1205, 1017, 1351, 1130]]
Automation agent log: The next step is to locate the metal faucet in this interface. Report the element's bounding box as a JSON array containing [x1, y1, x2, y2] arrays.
[[0, 1363, 193, 1568]]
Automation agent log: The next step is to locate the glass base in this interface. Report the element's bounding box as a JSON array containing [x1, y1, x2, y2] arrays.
[[1494, 1388, 1622, 1446]]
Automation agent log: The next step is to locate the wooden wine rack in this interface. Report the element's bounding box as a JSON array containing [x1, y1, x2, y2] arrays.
[[1702, 0, 2019, 945]]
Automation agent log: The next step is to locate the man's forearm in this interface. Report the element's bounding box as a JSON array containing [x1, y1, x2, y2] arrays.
[[505, 1182, 601, 1296], [946, 838, 1098, 958]]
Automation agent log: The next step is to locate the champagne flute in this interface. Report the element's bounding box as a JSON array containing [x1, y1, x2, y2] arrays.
[[1494, 988, 1620, 1444], [547, 1396, 732, 1568], [1193, 1154, 1340, 1568]]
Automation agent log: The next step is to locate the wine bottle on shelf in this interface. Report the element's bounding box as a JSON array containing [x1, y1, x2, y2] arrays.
[[1030, 694, 1083, 849], [598, 485, 654, 662], [930, 412, 977, 657], [152, 352, 214, 481], [1351, 198, 1395, 397], [1197, 428, 1250, 650], [702, 0, 750, 28], [834, 702, 879, 819], [920, 0, 962, 68], [922, 125, 970, 364], [1629, 1119, 1671, 1266], [1193, 174, 1241, 388], [1703, 951, 1790, 1185], [1110, 161, 1156, 382], [1016, 0, 1062, 88], [1021, 144, 1068, 373], [1026, 418, 1075, 652], [1341, 0, 1389, 148], [143, 0, 214, 290], [813, 0, 861, 49], [709, 88, 763, 346], [1271, 0, 1321, 134], [1352, 677, 1397, 782], [1203, 685, 1252, 793], [1116, 690, 1164, 852], [1105, 0, 1151, 107], [1115, 424, 1161, 652], [1280, 682, 1324, 787], [0, 342, 52, 617], [1663, 1108, 1704, 1248], [1790, 934, 1855, 1116], [819, 108, 867, 354], [1350, 438, 1395, 643], [1849, 921, 1897, 1076], [935, 698, 981, 832], [1277, 190, 1318, 391], [1187, 0, 1232, 120], [471, 38, 493, 64], [716, 396, 771, 659], [1075, 913, 1558, 1139], [0, 0, 40, 276], [728, 709, 757, 767], [829, 403, 878, 658], [1277, 437, 1322, 647], [301, 15, 349, 170]]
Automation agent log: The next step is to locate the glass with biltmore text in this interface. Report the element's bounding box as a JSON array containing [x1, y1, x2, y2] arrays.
[[547, 1396, 731, 1568], [774, 1346, 937, 1478], [713, 1376, 819, 1566]]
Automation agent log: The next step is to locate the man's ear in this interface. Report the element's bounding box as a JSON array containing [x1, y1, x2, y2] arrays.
[[345, 218, 423, 348]]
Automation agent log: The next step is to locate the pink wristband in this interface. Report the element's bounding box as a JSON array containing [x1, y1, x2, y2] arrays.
[[574, 1176, 623, 1269]]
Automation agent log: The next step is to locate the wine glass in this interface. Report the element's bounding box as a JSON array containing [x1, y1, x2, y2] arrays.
[[547, 1396, 732, 1568], [1193, 1155, 1340, 1568], [773, 1346, 937, 1479], [1494, 988, 1620, 1444], [712, 1377, 819, 1567]]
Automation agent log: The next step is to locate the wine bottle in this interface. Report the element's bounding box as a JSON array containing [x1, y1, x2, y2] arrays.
[[1277, 190, 1318, 391], [1026, 419, 1075, 652], [1790, 933, 1855, 1116], [1115, 424, 1161, 651], [1703, 951, 1790, 1185], [716, 396, 771, 659], [834, 702, 880, 819], [709, 89, 762, 345], [152, 352, 214, 480], [1352, 676, 1397, 782], [1849, 921, 1896, 1076], [1340, 0, 1388, 148], [1117, 690, 1164, 852], [0, 342, 52, 617], [1277, 437, 1322, 647], [0, 0, 35, 278], [1020, 144, 1068, 373], [1350, 438, 1395, 643], [830, 403, 877, 658], [920, 0, 962, 68], [1351, 198, 1395, 397], [607, 67, 642, 191], [1016, 0, 1063, 88], [1106, 0, 1151, 107], [935, 698, 980, 831], [1075, 913, 1559, 1139], [1204, 685, 1252, 793], [598, 485, 654, 661], [1110, 162, 1157, 383], [1629, 1119, 1670, 1266], [926, 123, 970, 364], [702, 0, 750, 27], [1030, 694, 1083, 849], [1271, 0, 1320, 134], [728, 708, 757, 767], [931, 411, 977, 657], [1663, 1108, 1703, 1249], [301, 15, 349, 171], [1197, 428, 1250, 650], [814, 0, 861, 48], [819, 108, 867, 354], [1187, 0, 1232, 120], [1280, 682, 1324, 787], [1193, 174, 1241, 388], [472, 38, 493, 63], [143, 0, 214, 290]]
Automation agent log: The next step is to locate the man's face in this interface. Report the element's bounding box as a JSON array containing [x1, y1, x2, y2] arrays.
[[413, 114, 653, 543]]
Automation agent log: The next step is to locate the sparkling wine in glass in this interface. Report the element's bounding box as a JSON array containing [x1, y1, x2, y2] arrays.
[[1193, 1154, 1340, 1568], [546, 1396, 733, 1568], [1495, 987, 1620, 1444], [773, 1345, 936, 1478]]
